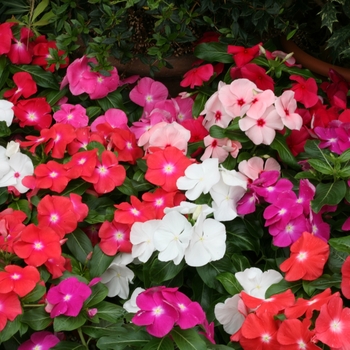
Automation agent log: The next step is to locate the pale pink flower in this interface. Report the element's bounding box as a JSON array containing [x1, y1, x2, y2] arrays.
[[275, 90, 303, 130], [239, 105, 284, 145], [91, 108, 129, 132], [222, 139, 242, 158], [238, 156, 280, 181], [53, 103, 88, 128], [246, 89, 276, 119], [129, 77, 168, 113], [219, 79, 257, 118], [200, 135, 230, 163], [201, 82, 233, 129]]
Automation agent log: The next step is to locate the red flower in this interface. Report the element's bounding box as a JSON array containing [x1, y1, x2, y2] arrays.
[[67, 126, 105, 155], [42, 123, 76, 159], [277, 318, 321, 350], [64, 149, 98, 179], [279, 231, 329, 281], [240, 289, 295, 317], [180, 115, 209, 143], [69, 193, 89, 222], [145, 146, 193, 192], [45, 256, 72, 279], [111, 128, 143, 164], [284, 288, 336, 320], [286, 127, 311, 156], [114, 195, 156, 225], [315, 295, 350, 349], [0, 22, 14, 55], [3, 72, 37, 103], [239, 311, 280, 349], [37, 195, 79, 238], [290, 75, 319, 108], [0, 265, 40, 297], [240, 63, 274, 91], [24, 160, 71, 193], [180, 64, 214, 88], [341, 256, 350, 299], [7, 27, 34, 64], [13, 224, 61, 266], [227, 43, 262, 67], [98, 220, 132, 256], [82, 150, 126, 194], [13, 97, 52, 130], [0, 292, 22, 332]]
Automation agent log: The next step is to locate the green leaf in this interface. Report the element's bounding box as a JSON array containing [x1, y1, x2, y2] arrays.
[[86, 283, 109, 308], [94, 301, 125, 322], [209, 125, 226, 139], [88, 245, 114, 278], [142, 336, 174, 350], [303, 140, 331, 161], [302, 274, 341, 296], [0, 316, 21, 343], [52, 342, 86, 350], [216, 272, 242, 295], [96, 329, 152, 349], [311, 180, 346, 213], [171, 328, 207, 350], [61, 179, 91, 196], [270, 133, 300, 170], [117, 176, 138, 196], [66, 228, 93, 264], [10, 65, 59, 90], [8, 199, 31, 221], [21, 306, 52, 331], [0, 121, 11, 137], [53, 313, 87, 332], [265, 279, 302, 298], [82, 322, 126, 339], [337, 148, 350, 162], [149, 258, 185, 284], [21, 284, 46, 304], [0, 187, 8, 205], [192, 92, 208, 118], [329, 235, 350, 254], [194, 42, 234, 63], [97, 90, 124, 111], [308, 159, 334, 175], [87, 106, 102, 119], [231, 253, 251, 272], [32, 0, 49, 22], [39, 87, 69, 106]]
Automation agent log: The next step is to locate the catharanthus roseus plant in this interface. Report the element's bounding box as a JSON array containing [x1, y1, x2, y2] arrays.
[[1, 13, 350, 350]]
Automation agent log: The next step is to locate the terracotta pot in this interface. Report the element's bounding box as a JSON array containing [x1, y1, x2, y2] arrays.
[[280, 36, 350, 82]]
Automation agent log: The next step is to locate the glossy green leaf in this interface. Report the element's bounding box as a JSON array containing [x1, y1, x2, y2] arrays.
[[270, 133, 300, 170], [329, 235, 350, 254], [216, 272, 242, 295], [94, 301, 125, 322], [66, 228, 94, 264], [194, 42, 234, 63], [0, 317, 21, 343], [96, 329, 152, 349], [311, 180, 346, 213], [53, 313, 87, 332], [149, 258, 185, 284], [171, 328, 207, 350], [88, 245, 114, 278], [86, 283, 109, 308], [308, 159, 334, 175], [265, 279, 302, 298], [142, 336, 174, 350], [21, 306, 52, 331]]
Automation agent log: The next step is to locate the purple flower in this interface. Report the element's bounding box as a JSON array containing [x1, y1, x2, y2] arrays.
[[18, 331, 60, 350], [46, 277, 92, 318]]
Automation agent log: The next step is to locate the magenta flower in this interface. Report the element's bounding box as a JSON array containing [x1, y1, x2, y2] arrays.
[[132, 286, 179, 337], [53, 103, 88, 128], [46, 277, 92, 318], [18, 331, 60, 350]]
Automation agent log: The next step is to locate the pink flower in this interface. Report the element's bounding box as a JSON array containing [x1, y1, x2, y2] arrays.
[[0, 22, 14, 55], [238, 156, 280, 181], [129, 77, 168, 113], [53, 103, 89, 128], [275, 90, 303, 130], [180, 64, 214, 88], [90, 108, 129, 132], [46, 277, 92, 318], [239, 105, 284, 145], [18, 331, 60, 350]]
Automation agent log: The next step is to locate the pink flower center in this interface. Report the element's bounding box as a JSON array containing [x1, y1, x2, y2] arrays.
[[155, 198, 164, 207], [98, 166, 108, 174], [78, 158, 86, 165], [33, 241, 44, 251], [11, 273, 21, 280], [126, 142, 133, 150], [50, 171, 58, 178], [152, 306, 164, 316], [297, 340, 306, 349], [330, 319, 343, 333], [211, 140, 218, 147], [257, 118, 265, 127], [130, 208, 140, 217], [50, 214, 59, 223], [163, 163, 175, 174], [14, 172, 20, 178], [297, 251, 307, 261], [261, 333, 271, 343], [27, 112, 37, 121], [63, 294, 72, 301]]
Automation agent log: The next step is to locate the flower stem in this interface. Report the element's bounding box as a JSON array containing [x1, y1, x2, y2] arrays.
[[77, 327, 88, 349]]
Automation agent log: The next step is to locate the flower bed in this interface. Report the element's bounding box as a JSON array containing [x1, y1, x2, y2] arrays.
[[0, 20, 350, 350]]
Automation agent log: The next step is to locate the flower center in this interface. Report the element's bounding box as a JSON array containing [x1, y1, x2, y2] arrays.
[[14, 172, 20, 178], [63, 294, 72, 301], [11, 273, 21, 280], [33, 241, 44, 251], [297, 251, 307, 261], [152, 306, 163, 316], [257, 118, 265, 127], [50, 214, 59, 223], [163, 163, 174, 174], [261, 333, 271, 343]]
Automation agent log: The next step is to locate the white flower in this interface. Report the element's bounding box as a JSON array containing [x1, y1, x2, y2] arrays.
[[220, 166, 248, 189], [214, 294, 247, 334], [5, 141, 20, 157], [130, 219, 161, 263], [0, 146, 10, 180], [235, 267, 283, 299], [123, 287, 145, 313], [210, 173, 247, 221], [101, 253, 134, 299], [164, 201, 214, 220], [176, 158, 221, 200], [185, 217, 226, 267], [0, 152, 34, 193], [154, 211, 193, 265], [0, 100, 14, 127]]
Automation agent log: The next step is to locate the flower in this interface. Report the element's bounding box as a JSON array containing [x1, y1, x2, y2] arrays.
[[45, 277, 92, 318], [18, 331, 60, 350]]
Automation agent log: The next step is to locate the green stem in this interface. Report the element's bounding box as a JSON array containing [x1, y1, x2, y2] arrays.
[[77, 327, 88, 349], [22, 304, 44, 308]]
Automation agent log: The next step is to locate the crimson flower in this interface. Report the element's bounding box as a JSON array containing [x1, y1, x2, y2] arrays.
[[240, 63, 274, 91], [290, 75, 319, 108], [64, 149, 98, 179], [315, 295, 350, 349], [7, 27, 33, 64], [3, 72, 37, 103], [145, 146, 193, 192], [180, 64, 214, 88], [279, 231, 330, 281], [0, 265, 40, 297], [13, 97, 52, 130], [0, 292, 22, 331], [44, 255, 72, 279], [0, 22, 14, 55], [227, 43, 261, 67], [37, 195, 79, 238], [341, 256, 350, 299], [13, 224, 61, 266], [82, 150, 126, 194]]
